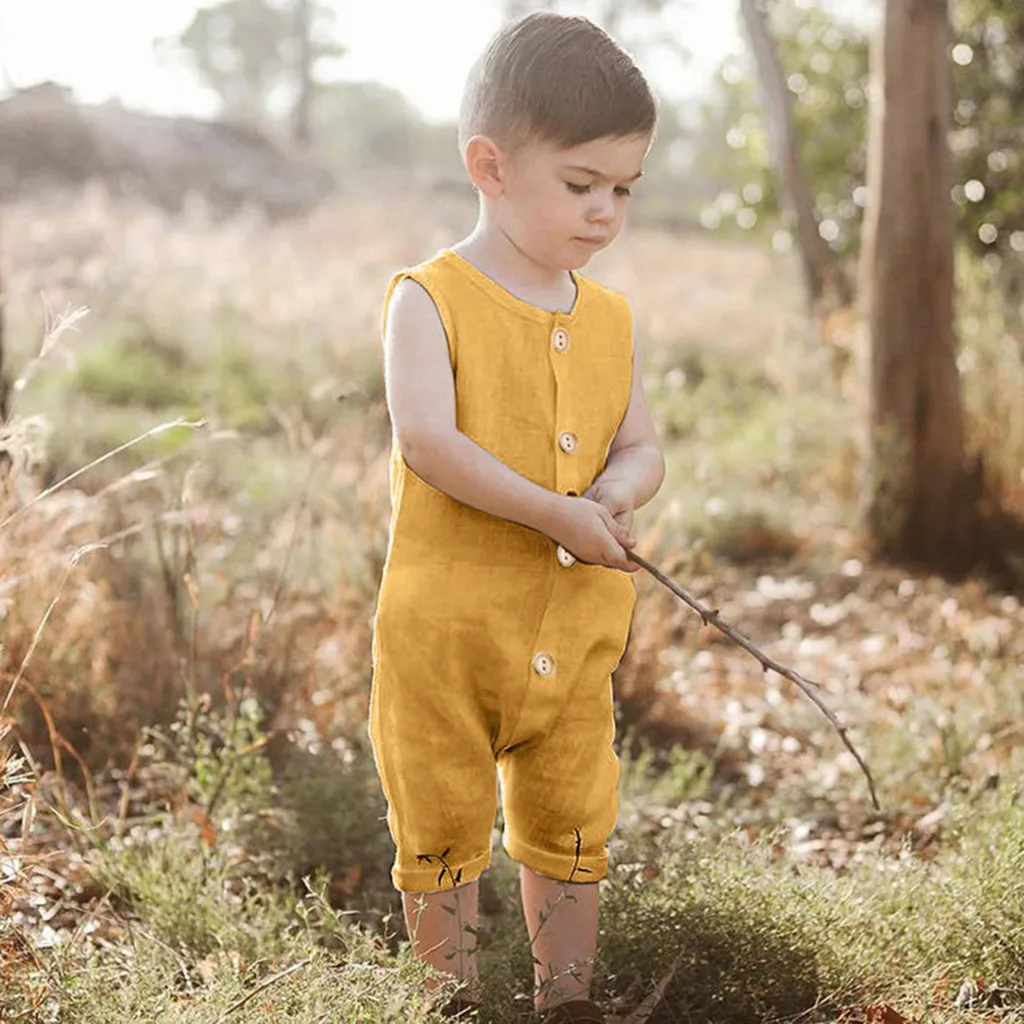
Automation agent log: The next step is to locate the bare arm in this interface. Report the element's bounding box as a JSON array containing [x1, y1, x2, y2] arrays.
[[383, 277, 635, 569], [584, 308, 665, 521]]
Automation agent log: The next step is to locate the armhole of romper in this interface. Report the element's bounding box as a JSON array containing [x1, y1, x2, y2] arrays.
[[608, 293, 636, 444], [381, 270, 457, 372], [598, 288, 634, 471]]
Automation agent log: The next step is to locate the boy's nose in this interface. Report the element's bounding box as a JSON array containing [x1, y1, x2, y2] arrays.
[[587, 197, 615, 223]]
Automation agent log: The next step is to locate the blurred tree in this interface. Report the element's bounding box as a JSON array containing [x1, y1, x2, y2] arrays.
[[165, 0, 344, 142], [739, 0, 852, 313], [698, 0, 1024, 306], [858, 0, 974, 571], [312, 81, 461, 180], [950, 0, 1024, 302], [694, 2, 870, 259]]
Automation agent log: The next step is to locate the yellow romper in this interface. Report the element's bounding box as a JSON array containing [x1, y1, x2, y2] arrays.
[[369, 248, 637, 893]]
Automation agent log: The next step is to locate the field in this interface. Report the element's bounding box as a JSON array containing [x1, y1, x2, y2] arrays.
[[1, 184, 1023, 1023]]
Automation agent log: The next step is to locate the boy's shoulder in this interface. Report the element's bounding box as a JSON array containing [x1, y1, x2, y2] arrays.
[[382, 250, 459, 317], [575, 272, 634, 329], [386, 248, 452, 287], [575, 271, 631, 308]]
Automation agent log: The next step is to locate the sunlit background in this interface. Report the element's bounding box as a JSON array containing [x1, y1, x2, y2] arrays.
[[2, 1, 750, 119]]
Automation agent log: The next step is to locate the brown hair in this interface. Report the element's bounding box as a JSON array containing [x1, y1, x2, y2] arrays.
[[458, 12, 657, 153]]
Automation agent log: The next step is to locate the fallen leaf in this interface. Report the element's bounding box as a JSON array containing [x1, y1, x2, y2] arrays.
[[330, 862, 363, 899], [191, 808, 216, 848], [865, 1004, 908, 1024]]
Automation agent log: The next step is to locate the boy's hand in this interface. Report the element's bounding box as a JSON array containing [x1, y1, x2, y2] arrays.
[[582, 479, 636, 537], [551, 495, 639, 573]]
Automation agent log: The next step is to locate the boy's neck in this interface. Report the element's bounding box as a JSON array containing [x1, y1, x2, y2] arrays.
[[452, 221, 577, 313]]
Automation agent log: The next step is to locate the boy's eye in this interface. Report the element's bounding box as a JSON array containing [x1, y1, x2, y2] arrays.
[[565, 182, 634, 197]]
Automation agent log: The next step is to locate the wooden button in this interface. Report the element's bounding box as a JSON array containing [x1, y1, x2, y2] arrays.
[[532, 653, 555, 677]]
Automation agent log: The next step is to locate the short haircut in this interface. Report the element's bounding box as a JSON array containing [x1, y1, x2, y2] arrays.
[[458, 12, 657, 153]]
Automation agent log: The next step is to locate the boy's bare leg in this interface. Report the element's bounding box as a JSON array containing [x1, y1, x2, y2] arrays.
[[402, 880, 483, 1003], [520, 863, 599, 1012]]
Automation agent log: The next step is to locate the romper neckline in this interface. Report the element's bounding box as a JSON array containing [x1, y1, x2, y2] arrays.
[[442, 248, 583, 326]]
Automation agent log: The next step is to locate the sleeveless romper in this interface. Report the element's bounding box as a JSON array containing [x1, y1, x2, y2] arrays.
[[369, 248, 637, 893]]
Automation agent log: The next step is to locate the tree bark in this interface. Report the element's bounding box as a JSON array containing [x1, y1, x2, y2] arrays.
[[738, 0, 852, 313], [858, 0, 975, 570]]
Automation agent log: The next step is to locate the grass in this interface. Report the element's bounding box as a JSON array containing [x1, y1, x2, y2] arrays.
[[599, 785, 1024, 1022], [1, 184, 1023, 1022], [8, 704, 1023, 1022]]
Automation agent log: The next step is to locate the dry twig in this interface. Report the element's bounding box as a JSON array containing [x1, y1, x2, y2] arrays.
[[627, 550, 881, 811], [213, 957, 311, 1022], [620, 950, 683, 1024]]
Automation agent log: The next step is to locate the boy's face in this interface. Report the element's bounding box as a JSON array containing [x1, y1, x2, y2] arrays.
[[487, 132, 652, 271]]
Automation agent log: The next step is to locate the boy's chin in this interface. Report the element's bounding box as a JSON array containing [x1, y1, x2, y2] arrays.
[[564, 237, 613, 269], [530, 239, 600, 272], [561, 249, 596, 271]]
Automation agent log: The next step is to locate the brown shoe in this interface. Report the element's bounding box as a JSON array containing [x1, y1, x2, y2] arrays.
[[533, 999, 605, 1023]]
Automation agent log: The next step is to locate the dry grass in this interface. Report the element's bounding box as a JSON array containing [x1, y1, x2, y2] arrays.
[[0, 720, 38, 999], [0, 182, 1022, 1022]]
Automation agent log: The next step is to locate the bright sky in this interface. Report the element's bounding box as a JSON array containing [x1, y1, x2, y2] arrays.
[[0, 0, 748, 122]]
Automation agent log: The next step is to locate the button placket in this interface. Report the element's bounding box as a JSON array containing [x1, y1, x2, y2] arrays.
[[551, 319, 578, 566], [550, 316, 574, 503]]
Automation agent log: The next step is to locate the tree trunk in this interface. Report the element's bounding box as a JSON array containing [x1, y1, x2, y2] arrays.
[[738, 0, 852, 313], [293, 0, 314, 150], [858, 0, 975, 570]]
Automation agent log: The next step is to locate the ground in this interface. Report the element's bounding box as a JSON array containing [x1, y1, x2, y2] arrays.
[[1, 184, 1023, 1023]]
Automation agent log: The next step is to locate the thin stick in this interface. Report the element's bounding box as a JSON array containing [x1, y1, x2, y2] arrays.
[[213, 958, 311, 1022], [627, 550, 880, 811], [621, 950, 683, 1024], [0, 417, 205, 532]]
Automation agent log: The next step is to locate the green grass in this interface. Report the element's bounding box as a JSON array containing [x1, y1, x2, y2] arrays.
[[50, 850, 452, 1023], [597, 790, 1024, 1022], [19, 330, 321, 483], [73, 336, 203, 409], [7, 687, 1022, 1024], [642, 336, 853, 562]]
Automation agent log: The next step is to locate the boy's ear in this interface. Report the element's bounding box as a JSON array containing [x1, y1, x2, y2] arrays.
[[463, 135, 505, 198]]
